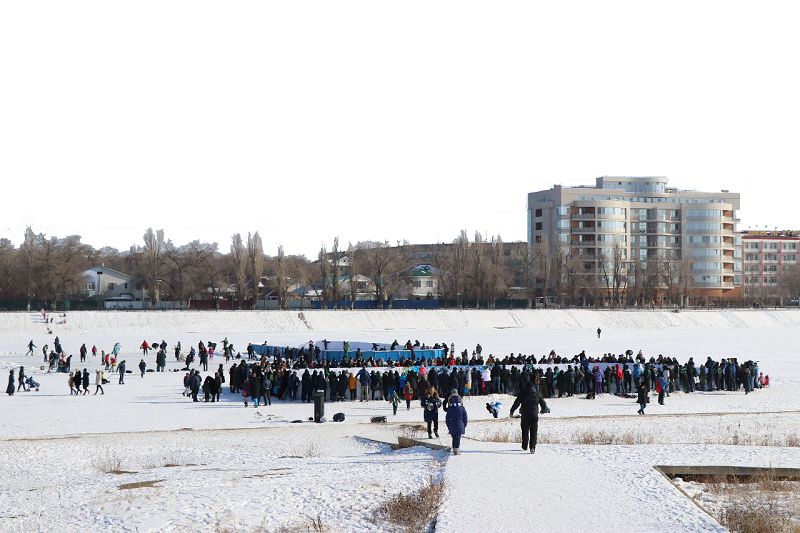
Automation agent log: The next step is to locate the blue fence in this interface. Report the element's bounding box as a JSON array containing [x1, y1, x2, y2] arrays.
[[250, 344, 445, 362], [310, 299, 441, 310]]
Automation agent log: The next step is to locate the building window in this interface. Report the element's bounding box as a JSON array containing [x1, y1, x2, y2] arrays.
[[426, 280, 433, 288], [107, 282, 116, 290], [85, 282, 95, 291], [413, 281, 421, 288], [535, 209, 542, 217], [535, 222, 543, 230]]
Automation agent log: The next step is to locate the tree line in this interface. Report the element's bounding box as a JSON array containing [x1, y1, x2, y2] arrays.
[[0, 227, 519, 310], [3, 227, 791, 310]]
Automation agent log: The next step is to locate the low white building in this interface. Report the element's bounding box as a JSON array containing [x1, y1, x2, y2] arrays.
[[408, 264, 438, 299], [81, 266, 145, 303]]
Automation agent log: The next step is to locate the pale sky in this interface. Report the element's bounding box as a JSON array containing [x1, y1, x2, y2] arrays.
[[2, 1, 799, 258]]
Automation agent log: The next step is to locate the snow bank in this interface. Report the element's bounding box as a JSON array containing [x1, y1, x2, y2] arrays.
[[6, 308, 800, 338]]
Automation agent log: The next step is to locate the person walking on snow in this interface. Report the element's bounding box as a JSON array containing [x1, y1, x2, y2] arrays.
[[94, 370, 105, 395], [26, 340, 36, 356], [637, 381, 649, 414], [118, 360, 126, 384], [17, 366, 28, 392], [597, 327, 602, 338], [444, 389, 468, 455], [139, 359, 146, 378], [7, 370, 15, 396], [421, 387, 442, 439], [509, 381, 550, 453], [141, 341, 150, 356]]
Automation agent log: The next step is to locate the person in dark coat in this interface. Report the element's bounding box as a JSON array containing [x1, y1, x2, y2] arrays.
[[301, 370, 311, 403], [444, 390, 468, 455], [328, 372, 338, 402], [17, 367, 27, 392], [421, 387, 442, 439], [118, 360, 127, 384], [190, 371, 201, 402], [202, 376, 213, 402], [7, 370, 15, 396], [509, 381, 550, 453], [637, 381, 649, 414], [139, 359, 147, 378], [229, 364, 238, 394], [82, 369, 90, 395], [211, 372, 221, 402]]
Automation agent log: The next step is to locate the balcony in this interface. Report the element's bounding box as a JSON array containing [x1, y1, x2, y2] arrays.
[[686, 216, 723, 221], [687, 242, 722, 248], [572, 213, 596, 220], [571, 241, 597, 248], [572, 227, 597, 234]]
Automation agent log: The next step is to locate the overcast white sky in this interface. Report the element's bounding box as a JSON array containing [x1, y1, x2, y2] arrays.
[[1, 1, 799, 258]]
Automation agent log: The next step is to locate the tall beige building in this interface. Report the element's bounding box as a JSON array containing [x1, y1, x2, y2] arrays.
[[527, 177, 741, 299]]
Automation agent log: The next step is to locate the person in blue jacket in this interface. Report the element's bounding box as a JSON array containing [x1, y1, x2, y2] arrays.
[[444, 389, 468, 455]]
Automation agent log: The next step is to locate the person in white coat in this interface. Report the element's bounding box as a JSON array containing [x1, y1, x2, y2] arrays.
[[94, 370, 105, 395]]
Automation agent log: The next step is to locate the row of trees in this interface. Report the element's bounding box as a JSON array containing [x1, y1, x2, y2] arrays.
[[0, 227, 517, 310], [6, 226, 795, 310]]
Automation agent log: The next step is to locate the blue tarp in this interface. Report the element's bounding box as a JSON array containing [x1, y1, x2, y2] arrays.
[[250, 343, 445, 362]]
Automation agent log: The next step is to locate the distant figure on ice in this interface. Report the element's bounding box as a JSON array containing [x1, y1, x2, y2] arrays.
[[26, 340, 36, 356], [597, 327, 602, 339], [6, 370, 14, 396]]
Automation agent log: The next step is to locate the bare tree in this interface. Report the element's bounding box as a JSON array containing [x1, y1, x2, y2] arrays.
[[143, 228, 166, 305], [452, 231, 470, 308], [532, 237, 551, 302], [274, 245, 288, 310], [246, 232, 264, 309], [660, 259, 680, 306], [20, 227, 38, 310], [230, 233, 248, 310], [676, 257, 693, 308], [204, 250, 227, 310], [0, 238, 19, 300], [330, 237, 343, 309], [358, 241, 402, 309], [484, 235, 508, 309], [468, 232, 486, 308], [346, 243, 360, 308], [318, 244, 329, 308], [50, 235, 88, 305], [564, 250, 584, 307], [164, 240, 216, 309]]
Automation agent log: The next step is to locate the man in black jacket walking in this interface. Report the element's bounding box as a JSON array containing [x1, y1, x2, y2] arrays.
[[509, 380, 550, 453]]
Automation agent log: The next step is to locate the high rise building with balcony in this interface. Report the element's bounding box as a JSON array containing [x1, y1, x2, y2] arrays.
[[527, 177, 741, 299]]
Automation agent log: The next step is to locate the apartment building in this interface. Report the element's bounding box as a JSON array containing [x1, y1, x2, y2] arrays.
[[527, 177, 741, 298], [741, 230, 800, 302]]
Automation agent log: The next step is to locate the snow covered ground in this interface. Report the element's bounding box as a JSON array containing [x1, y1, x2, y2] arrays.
[[1, 309, 799, 531]]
